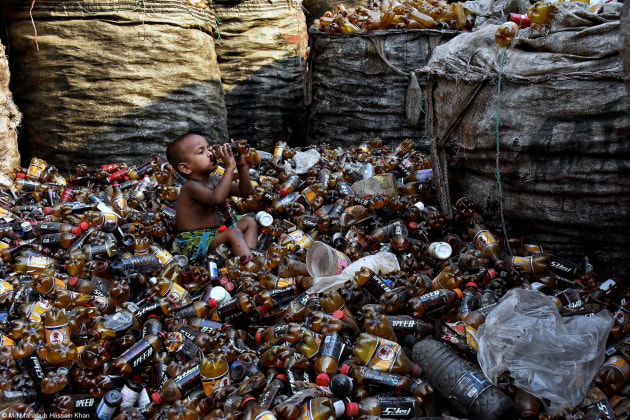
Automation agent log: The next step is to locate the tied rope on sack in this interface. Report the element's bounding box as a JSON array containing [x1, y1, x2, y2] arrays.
[[367, 36, 423, 126]]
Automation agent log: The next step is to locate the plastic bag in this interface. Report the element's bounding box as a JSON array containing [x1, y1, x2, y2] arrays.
[[306, 251, 400, 294], [292, 149, 321, 174], [476, 288, 613, 414]]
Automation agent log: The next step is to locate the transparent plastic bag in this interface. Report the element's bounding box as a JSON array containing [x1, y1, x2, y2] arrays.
[[476, 288, 613, 414]]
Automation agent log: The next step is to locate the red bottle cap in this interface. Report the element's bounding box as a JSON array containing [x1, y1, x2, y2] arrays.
[[208, 298, 217, 309], [332, 310, 345, 321], [255, 331, 263, 345], [151, 392, 163, 405], [42, 207, 53, 215], [316, 373, 330, 387], [408, 221, 418, 230], [71, 226, 83, 236], [276, 374, 287, 382], [68, 276, 79, 287], [218, 225, 227, 233], [340, 365, 350, 376], [465, 282, 478, 289], [345, 402, 359, 417], [241, 396, 257, 407], [16, 173, 25, 179], [80, 222, 89, 231], [279, 188, 288, 197], [453, 288, 463, 299]]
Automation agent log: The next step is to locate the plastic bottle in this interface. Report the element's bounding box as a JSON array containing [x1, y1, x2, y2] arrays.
[[593, 354, 630, 394], [411, 337, 513, 420], [513, 388, 540, 420], [96, 389, 122, 420], [354, 266, 393, 300], [340, 364, 433, 400], [466, 214, 502, 264], [259, 374, 287, 408], [315, 331, 346, 375], [201, 354, 231, 396], [111, 332, 165, 376], [242, 394, 278, 420], [151, 363, 201, 403], [408, 288, 463, 319], [345, 395, 426, 418], [353, 333, 421, 377]]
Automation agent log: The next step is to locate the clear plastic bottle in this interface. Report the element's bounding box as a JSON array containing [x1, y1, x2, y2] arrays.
[[411, 337, 513, 420]]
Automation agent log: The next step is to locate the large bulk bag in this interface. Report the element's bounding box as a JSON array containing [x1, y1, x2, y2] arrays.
[[0, 41, 21, 173], [621, 0, 630, 96], [6, 0, 227, 168], [214, 0, 308, 150], [305, 29, 458, 149], [423, 2, 630, 277]]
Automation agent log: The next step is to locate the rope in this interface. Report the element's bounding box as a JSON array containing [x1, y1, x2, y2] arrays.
[[368, 36, 408, 77], [496, 46, 512, 256], [30, 0, 39, 51]]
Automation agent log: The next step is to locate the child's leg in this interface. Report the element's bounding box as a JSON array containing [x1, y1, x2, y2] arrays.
[[237, 215, 258, 249], [211, 228, 252, 260]]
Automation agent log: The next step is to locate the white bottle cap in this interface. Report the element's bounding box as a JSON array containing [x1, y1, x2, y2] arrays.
[[255, 211, 274, 227], [210, 286, 231, 306], [428, 241, 453, 260]]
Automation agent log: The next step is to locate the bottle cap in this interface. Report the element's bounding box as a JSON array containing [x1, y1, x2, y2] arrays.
[[218, 225, 227, 233], [332, 310, 345, 321], [68, 276, 79, 287], [209, 286, 230, 305], [241, 396, 257, 407], [207, 298, 218, 309], [150, 392, 163, 405], [16, 173, 25, 179], [408, 221, 418, 230], [316, 373, 330, 387], [71, 226, 83, 236], [255, 211, 273, 227], [255, 331, 263, 344], [339, 365, 350, 376], [279, 188, 288, 197], [80, 222, 89, 231], [465, 282, 478, 289], [43, 207, 53, 215], [428, 241, 452, 260], [453, 288, 463, 299], [345, 402, 359, 417]]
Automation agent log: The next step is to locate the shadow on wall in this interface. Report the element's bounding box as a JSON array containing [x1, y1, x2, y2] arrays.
[[221, 57, 307, 152], [13, 82, 228, 171]]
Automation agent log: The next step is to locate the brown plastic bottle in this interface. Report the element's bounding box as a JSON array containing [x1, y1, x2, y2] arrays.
[[431, 264, 464, 291], [408, 288, 463, 319], [112, 332, 165, 376], [345, 395, 426, 418], [594, 354, 630, 394], [353, 333, 421, 377], [151, 362, 201, 403], [315, 331, 346, 374], [379, 286, 410, 314], [513, 388, 541, 420], [467, 213, 502, 264], [354, 266, 393, 300], [363, 310, 397, 342]]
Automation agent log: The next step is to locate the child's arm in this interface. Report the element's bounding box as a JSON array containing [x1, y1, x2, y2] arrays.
[[187, 144, 236, 208], [231, 154, 253, 197]]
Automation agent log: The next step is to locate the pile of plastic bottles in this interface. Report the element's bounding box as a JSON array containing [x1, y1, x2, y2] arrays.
[[0, 138, 626, 419], [311, 0, 473, 34]]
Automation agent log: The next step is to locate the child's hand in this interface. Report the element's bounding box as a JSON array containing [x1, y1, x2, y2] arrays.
[[215, 143, 236, 171]]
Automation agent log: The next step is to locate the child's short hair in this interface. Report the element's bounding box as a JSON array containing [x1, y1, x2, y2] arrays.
[[167, 132, 206, 176]]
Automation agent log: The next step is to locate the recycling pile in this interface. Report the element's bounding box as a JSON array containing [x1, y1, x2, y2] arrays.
[[0, 139, 626, 419]]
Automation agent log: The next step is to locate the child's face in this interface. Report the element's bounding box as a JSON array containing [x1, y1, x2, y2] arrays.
[[179, 134, 217, 176]]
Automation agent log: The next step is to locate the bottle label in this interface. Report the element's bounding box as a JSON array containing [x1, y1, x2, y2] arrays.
[[580, 398, 616, 419], [418, 290, 448, 315], [163, 281, 187, 304], [90, 296, 110, 312], [96, 398, 118, 420], [287, 229, 313, 250], [360, 272, 392, 300], [173, 364, 201, 393], [365, 337, 402, 373], [510, 256, 535, 273], [388, 316, 421, 336], [361, 368, 400, 388], [27, 161, 46, 180], [377, 396, 416, 418], [0, 281, 13, 298], [605, 356, 630, 380], [296, 399, 320, 420], [120, 340, 156, 369], [473, 230, 498, 251], [26, 255, 52, 274], [319, 334, 344, 359], [104, 311, 134, 332], [254, 411, 277, 420], [45, 322, 69, 346], [216, 296, 245, 322], [192, 318, 224, 334], [0, 333, 15, 347], [201, 370, 230, 396], [451, 370, 493, 412], [26, 300, 51, 322], [15, 354, 45, 383]]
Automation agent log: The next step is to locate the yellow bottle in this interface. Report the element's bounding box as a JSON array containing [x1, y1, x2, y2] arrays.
[[200, 354, 231, 396]]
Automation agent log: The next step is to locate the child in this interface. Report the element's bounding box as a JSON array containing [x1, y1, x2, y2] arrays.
[[166, 133, 258, 265]]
